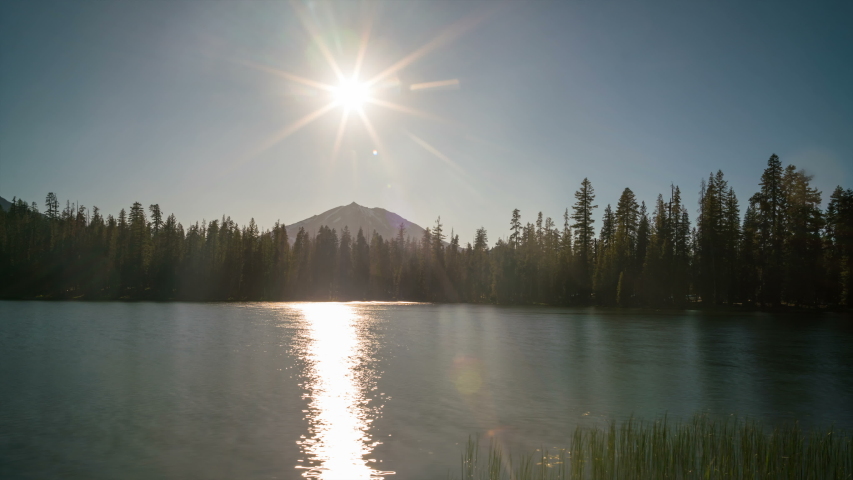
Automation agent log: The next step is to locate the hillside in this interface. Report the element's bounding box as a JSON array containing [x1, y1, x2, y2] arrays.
[[285, 202, 428, 243]]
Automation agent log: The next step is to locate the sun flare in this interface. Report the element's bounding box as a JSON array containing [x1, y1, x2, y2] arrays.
[[232, 3, 480, 165], [333, 79, 369, 111]]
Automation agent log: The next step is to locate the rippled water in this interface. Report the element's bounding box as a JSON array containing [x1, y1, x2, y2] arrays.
[[1, 301, 851, 479]]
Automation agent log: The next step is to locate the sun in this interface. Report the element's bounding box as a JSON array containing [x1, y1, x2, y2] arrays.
[[231, 2, 484, 165], [332, 79, 369, 111]]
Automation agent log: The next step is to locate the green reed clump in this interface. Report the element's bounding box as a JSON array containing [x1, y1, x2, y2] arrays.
[[454, 415, 852, 480]]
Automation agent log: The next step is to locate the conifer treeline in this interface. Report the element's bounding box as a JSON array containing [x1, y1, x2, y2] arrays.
[[1, 154, 851, 307]]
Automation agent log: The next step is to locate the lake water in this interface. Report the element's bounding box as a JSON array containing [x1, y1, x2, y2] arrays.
[[1, 301, 851, 479]]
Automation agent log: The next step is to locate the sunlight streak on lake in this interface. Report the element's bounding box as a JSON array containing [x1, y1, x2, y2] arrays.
[[293, 303, 392, 479]]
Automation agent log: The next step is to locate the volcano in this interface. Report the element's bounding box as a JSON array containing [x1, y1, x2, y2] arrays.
[[285, 202, 429, 243]]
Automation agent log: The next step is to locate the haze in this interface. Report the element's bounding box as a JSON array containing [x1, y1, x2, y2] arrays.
[[1, 0, 851, 241]]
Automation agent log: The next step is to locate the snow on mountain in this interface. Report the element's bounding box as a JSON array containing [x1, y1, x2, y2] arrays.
[[284, 202, 429, 244]]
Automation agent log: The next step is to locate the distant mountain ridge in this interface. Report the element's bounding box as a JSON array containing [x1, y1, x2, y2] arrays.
[[285, 202, 428, 244], [0, 195, 12, 212]]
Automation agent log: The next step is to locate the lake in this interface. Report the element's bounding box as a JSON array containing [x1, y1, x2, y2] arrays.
[[1, 301, 851, 479]]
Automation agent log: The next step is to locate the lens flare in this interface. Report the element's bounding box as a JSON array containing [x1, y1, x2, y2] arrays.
[[225, 3, 495, 168]]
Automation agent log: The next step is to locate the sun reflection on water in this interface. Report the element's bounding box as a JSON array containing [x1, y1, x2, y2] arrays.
[[294, 303, 392, 479]]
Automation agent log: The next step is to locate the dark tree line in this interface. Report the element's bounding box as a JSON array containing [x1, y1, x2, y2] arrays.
[[1, 154, 851, 307]]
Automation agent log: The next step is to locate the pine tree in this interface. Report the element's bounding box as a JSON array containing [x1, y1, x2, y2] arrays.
[[559, 209, 575, 303], [722, 184, 741, 303], [471, 227, 490, 302], [149, 204, 163, 234], [391, 223, 406, 299], [613, 188, 639, 305], [509, 209, 521, 249], [634, 201, 650, 303], [353, 227, 370, 299], [272, 221, 290, 300], [571, 178, 597, 302], [419, 227, 432, 300], [369, 232, 390, 299], [671, 186, 692, 306], [643, 195, 669, 305], [126, 202, 150, 296], [337, 226, 352, 299], [594, 204, 617, 304], [751, 154, 786, 306], [148, 204, 166, 298], [739, 204, 760, 304], [242, 218, 261, 298], [311, 225, 338, 299], [290, 227, 311, 299], [45, 192, 59, 220], [782, 166, 822, 305], [825, 187, 853, 306], [697, 171, 738, 304], [445, 231, 461, 302]]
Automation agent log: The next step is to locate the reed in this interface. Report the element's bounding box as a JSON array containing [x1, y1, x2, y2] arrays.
[[455, 415, 852, 479]]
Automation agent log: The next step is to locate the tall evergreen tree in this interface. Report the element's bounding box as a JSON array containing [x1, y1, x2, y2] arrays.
[[697, 171, 738, 304], [825, 187, 853, 306], [471, 227, 490, 302], [290, 227, 311, 299], [782, 166, 822, 305], [337, 226, 353, 298], [509, 209, 522, 249], [352, 228, 370, 299], [643, 195, 670, 305], [571, 178, 597, 302], [45, 192, 59, 220], [613, 188, 639, 305], [311, 225, 338, 299], [634, 201, 650, 303], [751, 154, 786, 306]]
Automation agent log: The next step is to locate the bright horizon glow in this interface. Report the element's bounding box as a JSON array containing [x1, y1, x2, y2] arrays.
[[332, 79, 370, 111]]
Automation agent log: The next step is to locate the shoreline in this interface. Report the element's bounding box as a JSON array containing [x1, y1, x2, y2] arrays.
[[2, 296, 849, 314]]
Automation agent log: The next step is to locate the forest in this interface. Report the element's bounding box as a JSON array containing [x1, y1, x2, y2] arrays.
[[1, 154, 851, 308]]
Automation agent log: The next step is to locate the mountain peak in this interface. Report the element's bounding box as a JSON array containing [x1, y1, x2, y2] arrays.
[[285, 203, 426, 244]]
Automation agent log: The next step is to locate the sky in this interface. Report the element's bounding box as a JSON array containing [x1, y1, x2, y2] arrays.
[[1, 0, 851, 243]]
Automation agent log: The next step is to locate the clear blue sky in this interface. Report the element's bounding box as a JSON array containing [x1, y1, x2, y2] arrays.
[[1, 1, 851, 243]]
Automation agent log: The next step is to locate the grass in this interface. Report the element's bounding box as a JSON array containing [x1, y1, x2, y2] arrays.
[[455, 414, 852, 480]]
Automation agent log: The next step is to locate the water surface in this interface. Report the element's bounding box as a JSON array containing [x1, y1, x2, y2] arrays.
[[1, 302, 851, 479]]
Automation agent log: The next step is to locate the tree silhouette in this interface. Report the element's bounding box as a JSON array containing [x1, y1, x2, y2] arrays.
[[0, 154, 848, 308], [571, 178, 597, 303]]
